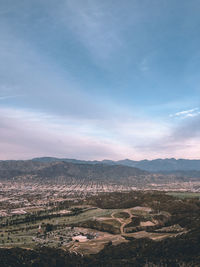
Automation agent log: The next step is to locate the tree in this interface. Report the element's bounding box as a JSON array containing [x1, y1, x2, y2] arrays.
[[45, 224, 53, 232]]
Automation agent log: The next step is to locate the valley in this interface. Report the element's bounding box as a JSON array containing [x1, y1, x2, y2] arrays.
[[0, 159, 200, 266]]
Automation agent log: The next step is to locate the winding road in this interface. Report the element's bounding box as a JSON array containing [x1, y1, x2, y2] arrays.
[[111, 209, 134, 234]]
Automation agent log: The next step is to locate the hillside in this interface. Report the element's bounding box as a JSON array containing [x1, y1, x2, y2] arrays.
[[0, 160, 149, 185], [0, 191, 199, 266], [119, 158, 200, 172], [0, 159, 200, 187], [32, 157, 200, 172]]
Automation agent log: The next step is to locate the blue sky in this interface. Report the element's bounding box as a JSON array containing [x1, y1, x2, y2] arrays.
[[0, 0, 200, 160]]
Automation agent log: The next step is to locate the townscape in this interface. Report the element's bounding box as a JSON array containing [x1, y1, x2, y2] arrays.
[[0, 177, 200, 218], [0, 161, 200, 266]]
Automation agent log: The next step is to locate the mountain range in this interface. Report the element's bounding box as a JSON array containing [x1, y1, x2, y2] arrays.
[[0, 160, 149, 185], [0, 158, 200, 186], [32, 157, 200, 172]]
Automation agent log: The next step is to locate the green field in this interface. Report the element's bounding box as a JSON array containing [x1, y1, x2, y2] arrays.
[[0, 207, 122, 249]]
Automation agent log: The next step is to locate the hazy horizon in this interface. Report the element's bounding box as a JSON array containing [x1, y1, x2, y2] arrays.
[[1, 1, 200, 160], [1, 156, 200, 162]]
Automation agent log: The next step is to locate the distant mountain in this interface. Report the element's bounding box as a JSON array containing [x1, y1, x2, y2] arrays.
[[32, 157, 200, 172], [32, 157, 101, 165], [0, 160, 149, 185], [1, 159, 200, 185], [116, 158, 200, 172]]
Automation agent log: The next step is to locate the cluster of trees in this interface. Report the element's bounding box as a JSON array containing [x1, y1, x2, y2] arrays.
[[73, 219, 121, 234], [0, 206, 84, 228], [89, 228, 200, 266], [85, 191, 173, 209]]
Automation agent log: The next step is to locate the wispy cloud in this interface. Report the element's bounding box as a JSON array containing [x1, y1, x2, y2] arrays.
[[1, 104, 200, 160], [170, 108, 200, 118], [0, 106, 169, 160], [1, 1, 200, 160], [0, 26, 110, 119], [0, 107, 118, 160], [54, 0, 124, 63], [136, 112, 200, 159]]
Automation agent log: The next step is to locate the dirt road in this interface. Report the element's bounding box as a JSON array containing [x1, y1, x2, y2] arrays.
[[111, 209, 134, 234]]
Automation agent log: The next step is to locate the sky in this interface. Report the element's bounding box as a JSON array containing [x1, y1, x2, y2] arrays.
[[0, 0, 200, 160]]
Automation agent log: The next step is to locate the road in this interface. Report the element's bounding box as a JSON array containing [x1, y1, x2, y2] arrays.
[[111, 209, 134, 234]]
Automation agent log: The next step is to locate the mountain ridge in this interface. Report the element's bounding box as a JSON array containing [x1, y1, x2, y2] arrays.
[[0, 160, 149, 185], [31, 157, 200, 172], [0, 159, 199, 186]]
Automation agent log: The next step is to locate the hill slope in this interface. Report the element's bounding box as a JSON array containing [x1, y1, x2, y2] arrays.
[[32, 157, 200, 172], [0, 160, 149, 185]]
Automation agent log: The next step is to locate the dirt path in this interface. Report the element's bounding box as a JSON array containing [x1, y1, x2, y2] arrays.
[[111, 209, 134, 234]]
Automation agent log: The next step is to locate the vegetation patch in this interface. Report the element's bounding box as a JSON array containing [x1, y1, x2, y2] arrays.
[[73, 219, 121, 234], [166, 192, 200, 199], [113, 212, 129, 219]]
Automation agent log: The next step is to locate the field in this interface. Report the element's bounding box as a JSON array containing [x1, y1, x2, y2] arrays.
[[0, 202, 188, 254], [0, 207, 123, 249]]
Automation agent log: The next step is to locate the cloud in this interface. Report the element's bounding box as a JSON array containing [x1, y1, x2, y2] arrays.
[[1, 1, 200, 161], [172, 114, 200, 140], [0, 24, 115, 120], [0, 107, 119, 160], [170, 108, 200, 118], [136, 112, 200, 159], [1, 104, 200, 160], [0, 105, 170, 160], [59, 0, 123, 61]]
